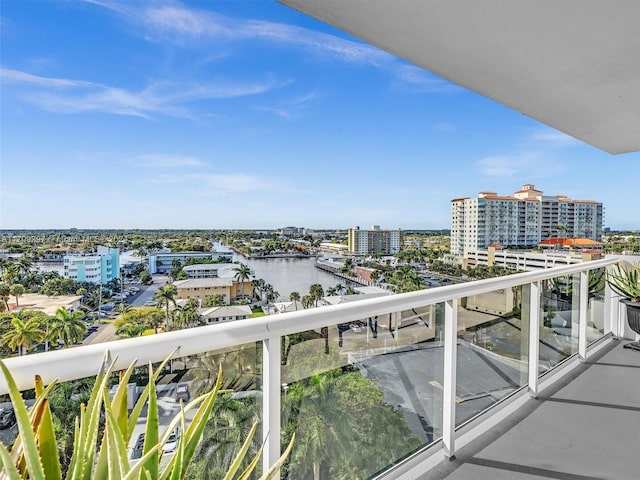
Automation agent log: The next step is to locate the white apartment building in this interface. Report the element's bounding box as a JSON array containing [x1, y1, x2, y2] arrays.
[[63, 246, 120, 284], [348, 225, 403, 255], [451, 184, 604, 256], [148, 251, 233, 274]]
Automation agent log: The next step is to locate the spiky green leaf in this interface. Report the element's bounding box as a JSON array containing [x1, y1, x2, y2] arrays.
[[0, 361, 46, 479]]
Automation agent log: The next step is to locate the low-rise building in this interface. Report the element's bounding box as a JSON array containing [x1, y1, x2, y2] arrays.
[[9, 293, 82, 316], [148, 251, 233, 274], [173, 277, 253, 304], [464, 245, 603, 272], [182, 263, 235, 278], [200, 305, 252, 324]]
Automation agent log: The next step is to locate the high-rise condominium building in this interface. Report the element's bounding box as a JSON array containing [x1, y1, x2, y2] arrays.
[[348, 225, 403, 255], [450, 184, 604, 256]]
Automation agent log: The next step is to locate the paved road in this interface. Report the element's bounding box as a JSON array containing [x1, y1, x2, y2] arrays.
[[130, 274, 169, 307], [83, 275, 168, 345]]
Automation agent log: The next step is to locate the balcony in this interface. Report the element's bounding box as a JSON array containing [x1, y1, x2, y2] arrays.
[[2, 259, 638, 479]]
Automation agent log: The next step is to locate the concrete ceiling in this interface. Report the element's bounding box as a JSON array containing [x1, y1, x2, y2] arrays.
[[280, 0, 640, 154]]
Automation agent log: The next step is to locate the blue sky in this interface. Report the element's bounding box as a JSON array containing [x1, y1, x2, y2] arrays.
[[1, 0, 639, 231]]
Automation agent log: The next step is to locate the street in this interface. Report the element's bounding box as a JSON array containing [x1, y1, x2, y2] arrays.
[[83, 274, 168, 345]]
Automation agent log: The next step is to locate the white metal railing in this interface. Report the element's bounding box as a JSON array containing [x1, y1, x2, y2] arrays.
[[0, 257, 623, 478]]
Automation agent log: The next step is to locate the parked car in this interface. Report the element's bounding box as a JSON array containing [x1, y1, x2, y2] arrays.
[[131, 433, 145, 460], [162, 428, 180, 454], [175, 383, 190, 402], [0, 408, 16, 429]]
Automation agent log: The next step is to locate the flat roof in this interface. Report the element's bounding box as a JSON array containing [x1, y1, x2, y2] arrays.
[[11, 293, 82, 316]]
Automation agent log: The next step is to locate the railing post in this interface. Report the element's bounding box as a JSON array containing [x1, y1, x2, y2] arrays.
[[528, 281, 540, 397], [605, 281, 621, 337], [443, 299, 458, 459], [262, 336, 282, 474], [579, 271, 588, 360]]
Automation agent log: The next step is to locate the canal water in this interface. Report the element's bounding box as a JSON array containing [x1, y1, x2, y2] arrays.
[[214, 243, 346, 299]]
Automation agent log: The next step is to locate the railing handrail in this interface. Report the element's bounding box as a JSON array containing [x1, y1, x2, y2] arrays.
[[0, 257, 620, 394]]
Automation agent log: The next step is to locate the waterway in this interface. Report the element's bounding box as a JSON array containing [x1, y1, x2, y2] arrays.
[[214, 243, 348, 299], [37, 245, 354, 301]]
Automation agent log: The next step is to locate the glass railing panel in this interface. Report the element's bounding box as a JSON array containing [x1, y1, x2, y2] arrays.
[[281, 304, 444, 479], [456, 284, 528, 426], [586, 267, 606, 344], [539, 273, 580, 370], [179, 342, 263, 478]]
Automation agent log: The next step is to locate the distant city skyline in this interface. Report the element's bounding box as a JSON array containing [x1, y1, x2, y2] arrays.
[[2, 0, 640, 230]]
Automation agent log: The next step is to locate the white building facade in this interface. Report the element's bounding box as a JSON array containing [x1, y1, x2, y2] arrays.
[[451, 184, 604, 256]]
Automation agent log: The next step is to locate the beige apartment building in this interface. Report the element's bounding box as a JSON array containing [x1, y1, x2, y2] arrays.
[[173, 278, 254, 304], [348, 225, 403, 255]]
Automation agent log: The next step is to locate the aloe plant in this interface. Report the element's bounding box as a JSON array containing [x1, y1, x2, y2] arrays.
[[607, 263, 640, 302], [0, 353, 293, 480]]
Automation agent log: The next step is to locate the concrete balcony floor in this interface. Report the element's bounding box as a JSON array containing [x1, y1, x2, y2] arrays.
[[420, 339, 640, 480]]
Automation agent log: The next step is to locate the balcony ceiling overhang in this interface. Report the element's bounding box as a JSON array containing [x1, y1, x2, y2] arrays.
[[280, 0, 640, 154]]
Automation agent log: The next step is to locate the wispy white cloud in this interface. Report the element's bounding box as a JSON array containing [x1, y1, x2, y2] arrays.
[[134, 154, 206, 168], [433, 121, 456, 132], [0, 67, 100, 88], [477, 153, 566, 178], [1, 67, 287, 118], [528, 128, 582, 147], [84, 0, 390, 66], [255, 90, 319, 119], [255, 106, 293, 119], [85, 1, 455, 93], [148, 172, 280, 193], [392, 65, 459, 93]]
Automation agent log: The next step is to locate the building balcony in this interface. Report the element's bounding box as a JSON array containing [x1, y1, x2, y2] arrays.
[[2, 259, 638, 479]]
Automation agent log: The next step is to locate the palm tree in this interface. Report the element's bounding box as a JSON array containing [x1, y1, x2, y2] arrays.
[[114, 302, 133, 317], [284, 372, 350, 480], [289, 291, 301, 310], [187, 395, 261, 479], [309, 284, 324, 307], [48, 378, 93, 472], [1, 315, 45, 355], [266, 285, 280, 303], [233, 263, 253, 302], [252, 278, 266, 301], [204, 294, 225, 307], [301, 295, 313, 309], [17, 257, 33, 277], [49, 307, 88, 348], [172, 300, 201, 330], [370, 269, 381, 285], [10, 283, 25, 308], [154, 284, 178, 330], [340, 258, 353, 277], [0, 282, 10, 312], [116, 322, 147, 338]]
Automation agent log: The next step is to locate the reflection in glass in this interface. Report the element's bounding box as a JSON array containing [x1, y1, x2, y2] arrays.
[[281, 304, 444, 479], [539, 274, 580, 370], [586, 268, 606, 344], [456, 285, 528, 426]]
